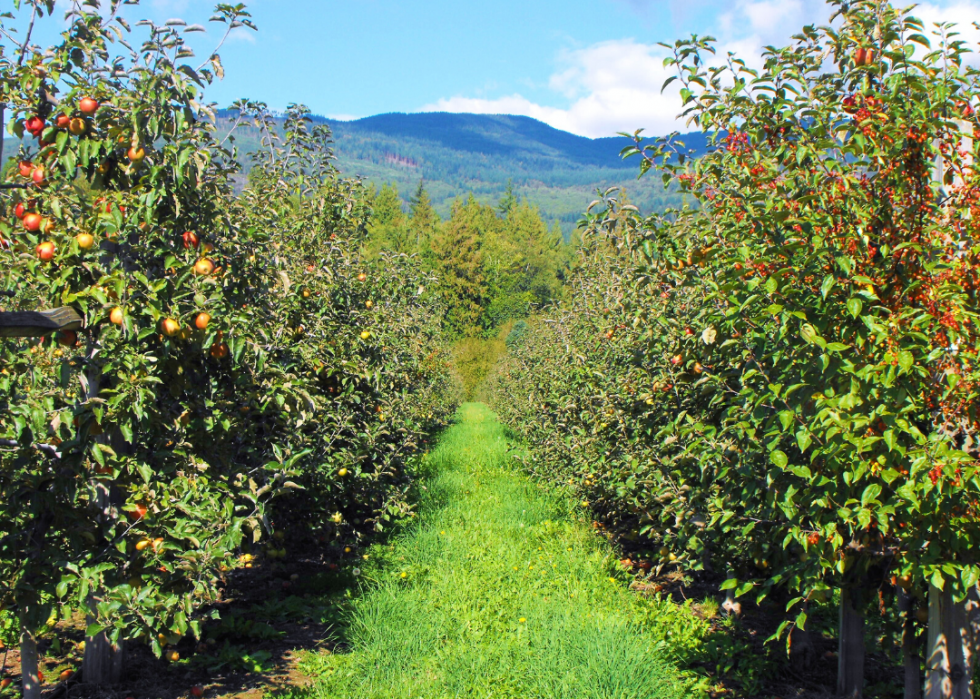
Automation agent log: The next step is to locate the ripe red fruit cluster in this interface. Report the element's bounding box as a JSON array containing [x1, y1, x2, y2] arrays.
[[854, 47, 876, 67]]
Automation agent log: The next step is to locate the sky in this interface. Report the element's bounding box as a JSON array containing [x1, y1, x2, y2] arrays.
[[18, 0, 980, 138]]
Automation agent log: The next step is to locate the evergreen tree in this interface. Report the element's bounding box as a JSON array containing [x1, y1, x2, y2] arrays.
[[431, 196, 487, 335], [409, 180, 441, 257], [364, 183, 412, 257], [497, 178, 517, 216]]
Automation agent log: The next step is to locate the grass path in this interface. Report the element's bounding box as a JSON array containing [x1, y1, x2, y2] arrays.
[[291, 403, 707, 699]]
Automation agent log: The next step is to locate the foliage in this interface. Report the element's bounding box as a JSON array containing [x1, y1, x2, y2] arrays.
[[486, 0, 980, 687], [364, 188, 569, 337], [0, 0, 459, 688]]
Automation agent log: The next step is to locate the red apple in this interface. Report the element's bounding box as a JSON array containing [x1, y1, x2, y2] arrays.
[[36, 241, 55, 262], [79, 97, 99, 115], [23, 213, 42, 232]]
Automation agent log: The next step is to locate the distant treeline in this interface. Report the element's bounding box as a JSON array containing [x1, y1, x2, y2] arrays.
[[362, 180, 576, 338]]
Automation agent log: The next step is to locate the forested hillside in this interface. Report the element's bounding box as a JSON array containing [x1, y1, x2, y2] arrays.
[[213, 110, 700, 226]]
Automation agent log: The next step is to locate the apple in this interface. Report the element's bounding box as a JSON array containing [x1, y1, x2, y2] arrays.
[[191, 686, 204, 697], [166, 650, 179, 662], [59, 669, 73, 681], [109, 307, 125, 325], [160, 318, 180, 337], [194, 258, 215, 276], [1, 678, 10, 689], [201, 242, 215, 254], [958, 100, 974, 119], [18, 161, 34, 177], [69, 118, 86, 135], [365, 300, 373, 309], [130, 503, 148, 520], [36, 241, 55, 262], [194, 313, 211, 330], [338, 468, 348, 477], [854, 47, 875, 66], [357, 272, 367, 282], [79, 97, 99, 115], [55, 114, 70, 129], [56, 330, 77, 347], [670, 354, 682, 366], [301, 288, 311, 299], [210, 342, 229, 359], [182, 231, 200, 249], [14, 203, 26, 219], [25, 115, 45, 136], [360, 331, 371, 340], [22, 213, 42, 232], [127, 146, 145, 163], [76, 233, 95, 250], [31, 166, 46, 186]]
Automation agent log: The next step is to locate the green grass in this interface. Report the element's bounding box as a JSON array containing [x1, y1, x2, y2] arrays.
[[288, 403, 710, 699]]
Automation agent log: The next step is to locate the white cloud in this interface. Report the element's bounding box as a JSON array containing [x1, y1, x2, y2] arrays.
[[422, 0, 830, 137], [424, 40, 679, 138], [423, 0, 980, 138]]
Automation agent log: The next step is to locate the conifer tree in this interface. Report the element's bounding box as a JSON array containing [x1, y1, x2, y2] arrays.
[[409, 180, 441, 257]]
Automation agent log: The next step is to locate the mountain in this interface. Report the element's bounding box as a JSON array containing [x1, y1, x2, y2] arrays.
[[218, 111, 706, 228]]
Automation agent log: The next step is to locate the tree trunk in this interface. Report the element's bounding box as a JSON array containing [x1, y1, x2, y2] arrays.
[[924, 583, 973, 699], [898, 589, 922, 699], [838, 586, 865, 699], [80, 348, 125, 685], [789, 601, 815, 673], [20, 612, 40, 699]]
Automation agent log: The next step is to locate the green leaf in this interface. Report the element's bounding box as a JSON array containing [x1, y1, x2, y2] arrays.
[[898, 351, 914, 373], [884, 429, 896, 452], [821, 275, 835, 299], [771, 450, 789, 469], [778, 410, 794, 430], [861, 483, 882, 506], [847, 298, 863, 318]]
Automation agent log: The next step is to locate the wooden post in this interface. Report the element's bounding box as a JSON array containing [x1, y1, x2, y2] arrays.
[[899, 589, 923, 699], [925, 583, 978, 699], [0, 308, 83, 338], [838, 587, 866, 699], [20, 608, 40, 699], [80, 340, 124, 685]]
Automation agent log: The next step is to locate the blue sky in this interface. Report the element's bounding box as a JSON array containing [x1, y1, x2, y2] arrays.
[[21, 0, 980, 137]]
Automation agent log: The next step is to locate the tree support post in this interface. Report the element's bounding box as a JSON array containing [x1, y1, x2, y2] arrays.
[[80, 343, 124, 685], [838, 587, 865, 699], [898, 589, 922, 699], [19, 609, 40, 699], [925, 584, 979, 699]]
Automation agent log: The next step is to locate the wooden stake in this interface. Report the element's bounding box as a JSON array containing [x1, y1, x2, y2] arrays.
[[898, 589, 922, 699], [924, 583, 973, 699], [838, 586, 866, 699], [19, 612, 40, 699]]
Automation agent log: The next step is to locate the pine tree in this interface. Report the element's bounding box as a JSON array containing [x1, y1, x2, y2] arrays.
[[431, 196, 487, 335], [364, 183, 411, 257], [497, 178, 517, 216], [409, 180, 441, 257]]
